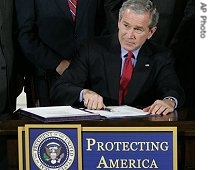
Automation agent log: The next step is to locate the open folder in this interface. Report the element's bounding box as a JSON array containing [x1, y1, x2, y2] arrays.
[[15, 105, 149, 122]]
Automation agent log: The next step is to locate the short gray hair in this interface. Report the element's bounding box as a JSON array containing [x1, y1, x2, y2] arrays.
[[119, 0, 159, 29]]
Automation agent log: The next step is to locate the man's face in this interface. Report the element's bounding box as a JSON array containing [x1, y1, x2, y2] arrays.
[[118, 9, 156, 51]]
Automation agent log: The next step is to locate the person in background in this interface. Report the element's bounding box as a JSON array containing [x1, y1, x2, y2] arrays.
[[0, 0, 23, 168], [50, 0, 185, 115], [169, 0, 195, 111], [0, 0, 23, 115], [15, 0, 122, 107]]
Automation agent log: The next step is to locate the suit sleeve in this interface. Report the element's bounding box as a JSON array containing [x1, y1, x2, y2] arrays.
[[155, 51, 185, 108], [50, 43, 90, 106]]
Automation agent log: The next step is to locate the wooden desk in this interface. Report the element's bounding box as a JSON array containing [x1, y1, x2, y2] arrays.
[[0, 108, 194, 170]]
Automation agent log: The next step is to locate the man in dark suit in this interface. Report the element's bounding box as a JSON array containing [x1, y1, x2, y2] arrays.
[[0, 0, 24, 168], [15, 0, 121, 106], [0, 0, 20, 114], [169, 0, 195, 110], [50, 0, 185, 115]]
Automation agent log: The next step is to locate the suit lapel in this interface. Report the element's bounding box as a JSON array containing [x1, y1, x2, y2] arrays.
[[54, 0, 73, 22], [104, 36, 122, 102], [0, 12, 2, 29], [75, 0, 90, 30], [125, 44, 153, 104], [0, 0, 4, 27]]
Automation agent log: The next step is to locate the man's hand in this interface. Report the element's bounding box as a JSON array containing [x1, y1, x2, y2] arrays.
[[83, 89, 104, 110], [56, 60, 70, 75], [143, 99, 175, 115]]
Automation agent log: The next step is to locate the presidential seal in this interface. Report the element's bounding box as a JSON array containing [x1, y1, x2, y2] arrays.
[[32, 131, 75, 170]]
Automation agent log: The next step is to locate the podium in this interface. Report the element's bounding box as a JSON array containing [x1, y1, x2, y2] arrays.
[[0, 107, 194, 170]]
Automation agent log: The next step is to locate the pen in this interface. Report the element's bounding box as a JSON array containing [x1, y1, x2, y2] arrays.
[[78, 108, 95, 114], [102, 107, 113, 112]]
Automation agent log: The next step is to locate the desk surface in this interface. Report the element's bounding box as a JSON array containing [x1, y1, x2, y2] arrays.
[[0, 107, 195, 136]]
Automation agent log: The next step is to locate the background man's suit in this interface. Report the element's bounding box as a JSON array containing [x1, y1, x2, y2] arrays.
[[0, 0, 23, 114], [1, 0, 24, 168], [0, 0, 15, 114], [15, 0, 121, 106], [51, 34, 185, 108]]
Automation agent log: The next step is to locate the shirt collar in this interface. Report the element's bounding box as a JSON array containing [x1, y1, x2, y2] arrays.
[[121, 48, 140, 60]]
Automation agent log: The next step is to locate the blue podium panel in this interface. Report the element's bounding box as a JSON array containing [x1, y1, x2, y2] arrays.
[[82, 127, 177, 170]]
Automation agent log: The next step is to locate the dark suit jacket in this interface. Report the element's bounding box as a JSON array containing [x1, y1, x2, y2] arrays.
[[151, 0, 190, 46], [15, 0, 121, 74], [0, 0, 23, 114], [51, 34, 185, 108]]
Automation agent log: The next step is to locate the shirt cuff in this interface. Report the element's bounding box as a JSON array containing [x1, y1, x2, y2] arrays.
[[79, 89, 84, 102], [164, 97, 178, 108]]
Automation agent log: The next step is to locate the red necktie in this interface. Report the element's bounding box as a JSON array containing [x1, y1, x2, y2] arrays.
[[67, 0, 78, 21], [119, 51, 134, 105]]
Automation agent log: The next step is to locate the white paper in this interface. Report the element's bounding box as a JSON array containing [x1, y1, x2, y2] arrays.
[[86, 105, 149, 118], [20, 106, 97, 118]]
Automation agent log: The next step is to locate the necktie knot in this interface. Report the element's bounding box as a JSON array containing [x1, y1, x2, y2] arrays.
[[127, 51, 133, 60]]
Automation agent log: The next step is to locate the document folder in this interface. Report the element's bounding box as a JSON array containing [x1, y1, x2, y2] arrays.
[[15, 105, 149, 122], [15, 106, 101, 122]]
